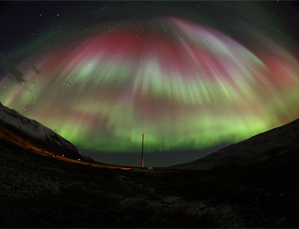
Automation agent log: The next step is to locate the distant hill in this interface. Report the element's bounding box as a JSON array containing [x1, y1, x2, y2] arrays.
[[0, 102, 82, 160], [2, 102, 299, 227], [171, 118, 299, 170]]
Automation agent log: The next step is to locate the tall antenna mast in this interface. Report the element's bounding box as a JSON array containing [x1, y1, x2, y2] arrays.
[[141, 130, 145, 168]]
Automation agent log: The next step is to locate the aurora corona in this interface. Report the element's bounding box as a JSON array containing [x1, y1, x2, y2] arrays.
[[1, 15, 299, 156]]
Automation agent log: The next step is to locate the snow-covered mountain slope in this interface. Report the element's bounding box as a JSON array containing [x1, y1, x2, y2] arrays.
[[171, 118, 299, 170], [0, 102, 82, 159]]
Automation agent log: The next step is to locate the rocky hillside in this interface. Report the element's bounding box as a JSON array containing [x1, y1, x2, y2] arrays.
[[2, 137, 299, 228], [171, 118, 299, 170], [2, 103, 299, 227], [0, 103, 81, 159]]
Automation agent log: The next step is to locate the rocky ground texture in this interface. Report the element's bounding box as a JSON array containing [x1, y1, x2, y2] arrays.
[[2, 138, 299, 228]]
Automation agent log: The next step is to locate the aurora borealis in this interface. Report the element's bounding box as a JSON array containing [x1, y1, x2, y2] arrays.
[[1, 2, 299, 166]]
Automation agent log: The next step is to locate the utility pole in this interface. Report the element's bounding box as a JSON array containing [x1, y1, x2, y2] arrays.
[[141, 131, 144, 168]]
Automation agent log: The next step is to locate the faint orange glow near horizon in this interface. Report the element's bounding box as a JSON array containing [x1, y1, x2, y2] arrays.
[[0, 125, 140, 171]]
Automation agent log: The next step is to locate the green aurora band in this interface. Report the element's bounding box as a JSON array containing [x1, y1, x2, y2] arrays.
[[1, 16, 299, 155]]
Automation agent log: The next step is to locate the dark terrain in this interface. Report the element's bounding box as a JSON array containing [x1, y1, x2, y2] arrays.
[[1, 130, 299, 227], [1, 104, 299, 227]]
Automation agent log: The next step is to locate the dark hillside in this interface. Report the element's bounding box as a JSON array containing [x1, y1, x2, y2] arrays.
[[1, 104, 299, 227], [2, 137, 299, 227], [172, 118, 299, 170]]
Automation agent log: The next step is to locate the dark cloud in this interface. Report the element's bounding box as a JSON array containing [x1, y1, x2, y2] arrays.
[[0, 51, 25, 83]]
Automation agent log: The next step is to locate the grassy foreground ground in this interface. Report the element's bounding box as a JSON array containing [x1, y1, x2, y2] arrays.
[[1, 141, 299, 228]]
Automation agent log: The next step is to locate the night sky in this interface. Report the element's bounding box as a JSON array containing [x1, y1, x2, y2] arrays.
[[1, 1, 299, 167]]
